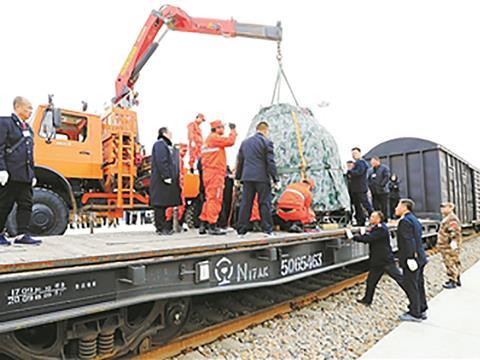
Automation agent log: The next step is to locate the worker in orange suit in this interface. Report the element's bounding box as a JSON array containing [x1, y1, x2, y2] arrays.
[[187, 113, 205, 173], [249, 195, 263, 232], [277, 179, 316, 232], [166, 144, 188, 229], [199, 120, 237, 235], [251, 195, 260, 222]]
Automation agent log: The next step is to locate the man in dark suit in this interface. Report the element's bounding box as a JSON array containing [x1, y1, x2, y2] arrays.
[[236, 121, 279, 236], [368, 157, 390, 217], [395, 198, 428, 321], [347, 211, 403, 305], [0, 96, 41, 245], [388, 174, 401, 219], [347, 147, 373, 226], [150, 127, 181, 235]]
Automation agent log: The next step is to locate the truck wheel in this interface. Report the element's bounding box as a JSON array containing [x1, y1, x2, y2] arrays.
[[6, 188, 69, 237]]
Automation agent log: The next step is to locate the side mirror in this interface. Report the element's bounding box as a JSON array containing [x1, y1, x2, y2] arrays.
[[52, 108, 62, 128]]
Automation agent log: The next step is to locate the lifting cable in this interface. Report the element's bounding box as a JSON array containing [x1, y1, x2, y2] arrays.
[[270, 42, 306, 178], [268, 44, 345, 206], [270, 41, 300, 106]]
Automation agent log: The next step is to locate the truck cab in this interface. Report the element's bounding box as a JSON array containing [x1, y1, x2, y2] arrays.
[[32, 105, 103, 181]]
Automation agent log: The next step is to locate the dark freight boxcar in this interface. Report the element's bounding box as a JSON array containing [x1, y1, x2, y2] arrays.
[[366, 137, 480, 224]]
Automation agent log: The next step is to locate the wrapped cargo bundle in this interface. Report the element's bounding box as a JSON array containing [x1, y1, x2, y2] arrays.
[[247, 103, 350, 215]]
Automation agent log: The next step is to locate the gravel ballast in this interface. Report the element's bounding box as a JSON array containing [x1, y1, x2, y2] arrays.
[[176, 235, 480, 360]]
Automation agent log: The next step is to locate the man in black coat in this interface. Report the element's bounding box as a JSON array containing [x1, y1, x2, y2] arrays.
[[0, 96, 41, 245], [236, 121, 279, 236], [347, 147, 373, 226], [150, 127, 181, 235], [395, 198, 428, 322], [368, 157, 390, 217], [388, 174, 401, 219], [348, 211, 403, 305]]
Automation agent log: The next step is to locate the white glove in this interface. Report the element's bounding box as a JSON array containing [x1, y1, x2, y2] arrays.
[[407, 259, 418, 272], [273, 181, 281, 191], [450, 240, 458, 250], [163, 178, 172, 185], [345, 229, 354, 240], [32, 177, 37, 187], [0, 171, 9, 186], [360, 227, 366, 235]]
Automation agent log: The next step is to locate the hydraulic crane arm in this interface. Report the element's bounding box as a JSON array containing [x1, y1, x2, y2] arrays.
[[114, 4, 282, 106]]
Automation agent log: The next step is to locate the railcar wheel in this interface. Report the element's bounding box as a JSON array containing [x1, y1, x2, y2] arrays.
[[151, 298, 191, 346], [0, 322, 67, 360]]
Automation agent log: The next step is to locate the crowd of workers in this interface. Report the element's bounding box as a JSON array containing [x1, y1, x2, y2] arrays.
[[150, 113, 319, 238], [346, 147, 401, 225], [0, 96, 465, 322]]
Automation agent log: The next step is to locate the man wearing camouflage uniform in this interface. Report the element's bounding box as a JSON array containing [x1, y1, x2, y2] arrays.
[[438, 202, 462, 289]]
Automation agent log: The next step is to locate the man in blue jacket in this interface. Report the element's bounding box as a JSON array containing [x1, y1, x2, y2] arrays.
[[348, 211, 403, 305], [347, 147, 373, 226], [236, 122, 279, 236], [0, 96, 41, 245], [368, 157, 390, 217], [395, 198, 428, 321]]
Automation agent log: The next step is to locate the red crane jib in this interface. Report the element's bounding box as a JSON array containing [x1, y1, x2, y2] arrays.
[[114, 5, 282, 106]]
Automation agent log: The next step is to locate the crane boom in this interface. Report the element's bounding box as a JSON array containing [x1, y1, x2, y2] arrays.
[[114, 4, 282, 106]]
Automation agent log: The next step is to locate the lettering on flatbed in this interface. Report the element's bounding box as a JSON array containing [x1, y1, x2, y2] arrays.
[[6, 282, 67, 306], [280, 252, 323, 277], [214, 256, 270, 286]]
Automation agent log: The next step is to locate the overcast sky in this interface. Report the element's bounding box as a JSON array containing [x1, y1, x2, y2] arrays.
[[1, 0, 479, 167]]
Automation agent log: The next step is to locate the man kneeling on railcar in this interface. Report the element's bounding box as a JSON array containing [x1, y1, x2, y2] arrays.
[[276, 178, 316, 233]]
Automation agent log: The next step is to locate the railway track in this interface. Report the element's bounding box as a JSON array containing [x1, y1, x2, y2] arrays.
[[133, 266, 369, 360], [133, 231, 479, 360]]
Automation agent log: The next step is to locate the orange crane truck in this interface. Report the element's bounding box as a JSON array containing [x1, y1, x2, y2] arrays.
[[6, 5, 282, 236]]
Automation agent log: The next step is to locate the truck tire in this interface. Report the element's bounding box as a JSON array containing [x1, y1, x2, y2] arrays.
[[6, 188, 69, 237]]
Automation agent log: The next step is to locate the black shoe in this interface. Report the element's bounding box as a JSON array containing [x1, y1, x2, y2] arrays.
[[156, 228, 174, 235], [14, 234, 42, 245], [456, 276, 462, 287], [443, 280, 457, 289], [357, 298, 371, 306], [288, 223, 303, 233], [421, 311, 427, 320], [208, 224, 226, 236], [0, 234, 11, 246], [199, 222, 207, 235]]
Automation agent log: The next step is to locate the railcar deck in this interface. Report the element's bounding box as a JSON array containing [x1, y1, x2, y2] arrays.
[[0, 229, 351, 274]]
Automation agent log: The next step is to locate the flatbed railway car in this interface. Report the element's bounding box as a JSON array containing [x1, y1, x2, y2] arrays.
[[366, 137, 480, 227], [0, 223, 438, 359]]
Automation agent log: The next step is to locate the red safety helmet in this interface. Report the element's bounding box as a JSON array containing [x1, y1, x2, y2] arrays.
[[210, 120, 223, 129]]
